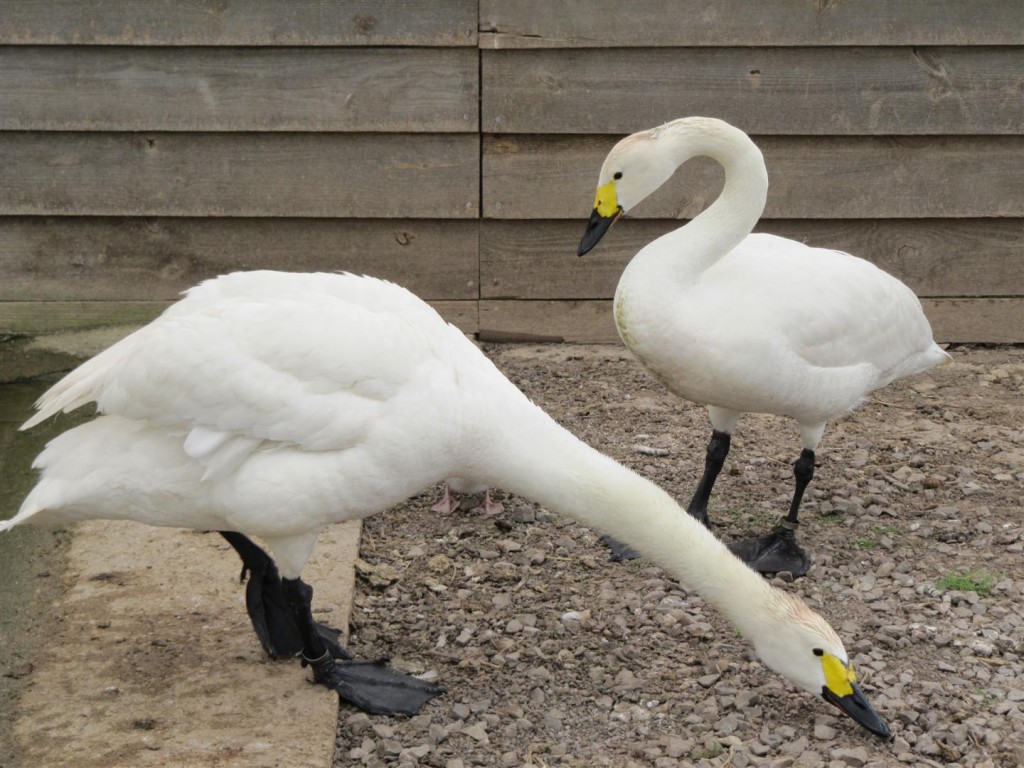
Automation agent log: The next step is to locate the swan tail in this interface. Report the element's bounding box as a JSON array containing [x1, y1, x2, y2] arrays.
[[0, 481, 65, 532], [886, 342, 951, 384], [20, 333, 140, 430]]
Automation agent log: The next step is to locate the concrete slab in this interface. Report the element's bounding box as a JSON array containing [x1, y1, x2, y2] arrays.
[[8, 519, 360, 767]]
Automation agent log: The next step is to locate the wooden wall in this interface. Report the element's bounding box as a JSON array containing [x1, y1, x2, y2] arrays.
[[2, 1, 1022, 379], [477, 0, 1024, 344]]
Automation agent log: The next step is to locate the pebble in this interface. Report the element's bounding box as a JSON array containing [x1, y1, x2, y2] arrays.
[[830, 746, 869, 766], [813, 723, 836, 740], [462, 723, 489, 743]]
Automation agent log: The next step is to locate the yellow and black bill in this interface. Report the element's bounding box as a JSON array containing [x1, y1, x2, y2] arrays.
[[822, 679, 891, 738], [578, 180, 622, 256]]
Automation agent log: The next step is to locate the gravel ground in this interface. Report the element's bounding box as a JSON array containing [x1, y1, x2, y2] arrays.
[[332, 343, 1023, 768]]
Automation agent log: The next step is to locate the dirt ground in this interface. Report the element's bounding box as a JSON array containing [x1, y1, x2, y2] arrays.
[[2, 343, 1022, 768], [336, 343, 1022, 768]]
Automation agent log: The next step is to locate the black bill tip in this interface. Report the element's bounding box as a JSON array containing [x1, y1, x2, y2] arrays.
[[577, 208, 620, 256], [823, 681, 892, 739]]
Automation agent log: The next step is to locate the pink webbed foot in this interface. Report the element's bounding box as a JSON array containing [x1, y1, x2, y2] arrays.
[[466, 490, 504, 517], [430, 485, 459, 514]]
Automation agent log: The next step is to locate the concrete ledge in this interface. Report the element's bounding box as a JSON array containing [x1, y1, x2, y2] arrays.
[[10, 519, 360, 767]]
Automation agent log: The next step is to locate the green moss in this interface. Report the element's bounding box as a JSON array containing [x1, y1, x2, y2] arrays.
[[937, 570, 997, 595]]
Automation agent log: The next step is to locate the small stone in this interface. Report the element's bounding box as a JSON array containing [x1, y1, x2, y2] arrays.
[[971, 641, 995, 657], [400, 744, 431, 760], [850, 449, 870, 467], [916, 733, 941, 756], [427, 554, 452, 573], [614, 669, 641, 690], [511, 505, 536, 523], [697, 673, 721, 688], [714, 713, 739, 734], [665, 735, 690, 758], [462, 723, 489, 743], [830, 746, 869, 766], [813, 723, 836, 740], [542, 711, 563, 733]]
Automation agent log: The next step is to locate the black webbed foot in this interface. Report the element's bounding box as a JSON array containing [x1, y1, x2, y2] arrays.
[[220, 531, 346, 660], [599, 534, 642, 562], [305, 652, 444, 716], [728, 524, 811, 578]]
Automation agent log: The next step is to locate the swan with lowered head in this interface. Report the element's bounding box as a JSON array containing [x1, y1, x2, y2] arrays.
[[579, 117, 949, 575], [4, 270, 889, 735]]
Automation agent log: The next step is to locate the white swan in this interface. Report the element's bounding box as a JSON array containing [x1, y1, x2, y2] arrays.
[[4, 270, 889, 735], [578, 117, 950, 575]]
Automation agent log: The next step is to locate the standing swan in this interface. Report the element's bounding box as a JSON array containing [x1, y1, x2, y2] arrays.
[[578, 117, 949, 576], [4, 270, 890, 736]]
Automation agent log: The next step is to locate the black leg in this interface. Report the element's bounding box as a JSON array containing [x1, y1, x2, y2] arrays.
[[219, 531, 344, 660], [785, 448, 816, 524], [281, 576, 444, 716], [687, 429, 732, 526], [726, 449, 814, 578]]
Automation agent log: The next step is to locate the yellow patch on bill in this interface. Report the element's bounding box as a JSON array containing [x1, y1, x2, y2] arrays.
[[593, 180, 619, 218], [822, 653, 856, 697]]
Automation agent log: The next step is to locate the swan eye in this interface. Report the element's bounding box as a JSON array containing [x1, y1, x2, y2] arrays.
[[813, 648, 824, 657], [614, 171, 623, 180]]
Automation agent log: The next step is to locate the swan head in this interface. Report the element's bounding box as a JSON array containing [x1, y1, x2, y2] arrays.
[[749, 590, 891, 738], [578, 117, 765, 256], [578, 129, 680, 256]]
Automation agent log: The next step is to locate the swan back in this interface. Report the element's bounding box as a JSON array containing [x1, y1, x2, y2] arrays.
[[12, 272, 506, 541]]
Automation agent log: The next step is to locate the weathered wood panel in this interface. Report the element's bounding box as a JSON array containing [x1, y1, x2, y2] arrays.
[[0, 0, 477, 46], [2, 47, 478, 132], [480, 219, 1024, 299], [479, 299, 1024, 345], [480, 0, 1024, 47], [0, 133, 479, 217], [0, 300, 173, 334], [0, 300, 479, 335], [483, 135, 1024, 219], [483, 48, 1024, 135], [921, 299, 1024, 345], [479, 300, 614, 344], [0, 218, 479, 301]]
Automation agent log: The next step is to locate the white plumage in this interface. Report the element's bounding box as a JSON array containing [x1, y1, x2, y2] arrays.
[[579, 116, 949, 573], [4, 269, 889, 734]]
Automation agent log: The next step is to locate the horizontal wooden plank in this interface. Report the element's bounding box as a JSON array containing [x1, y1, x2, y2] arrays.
[[481, 219, 1024, 300], [920, 298, 1024, 345], [0, 218, 479, 301], [0, 300, 479, 336], [0, 133, 479, 217], [480, 300, 614, 344], [480, 0, 1024, 47], [483, 48, 1024, 135], [2, 47, 478, 132], [479, 299, 1024, 344], [0, 0, 477, 46], [483, 135, 1024, 219], [0, 301, 172, 334]]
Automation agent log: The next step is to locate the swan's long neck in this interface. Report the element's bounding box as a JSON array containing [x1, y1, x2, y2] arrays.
[[630, 119, 769, 282], [467, 392, 777, 638]]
